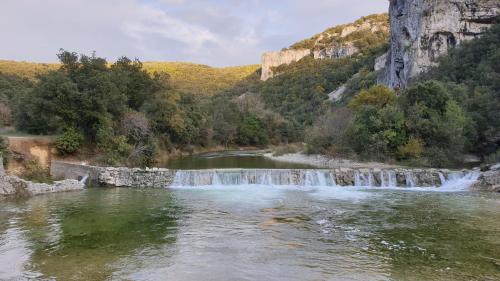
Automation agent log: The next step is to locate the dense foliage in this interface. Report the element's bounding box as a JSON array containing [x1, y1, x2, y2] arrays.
[[212, 44, 387, 143], [307, 22, 500, 167], [4, 50, 209, 165]]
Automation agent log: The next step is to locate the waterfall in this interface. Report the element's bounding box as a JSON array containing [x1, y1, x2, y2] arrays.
[[170, 168, 480, 190], [379, 170, 397, 187], [438, 172, 446, 186], [387, 170, 397, 187], [354, 171, 374, 187], [439, 170, 480, 191], [172, 169, 337, 187], [405, 172, 415, 187]]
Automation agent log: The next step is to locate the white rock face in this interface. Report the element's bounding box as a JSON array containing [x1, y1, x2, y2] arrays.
[[260, 14, 389, 81], [261, 49, 311, 81], [375, 52, 388, 71], [313, 43, 358, 59], [328, 85, 347, 102], [381, 0, 500, 88]]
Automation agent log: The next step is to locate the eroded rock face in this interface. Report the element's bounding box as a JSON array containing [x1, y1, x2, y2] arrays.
[[261, 49, 311, 81], [261, 14, 389, 81], [313, 43, 359, 59], [381, 0, 500, 88]]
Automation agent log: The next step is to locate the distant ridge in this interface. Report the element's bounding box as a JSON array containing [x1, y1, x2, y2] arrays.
[[0, 60, 259, 96]]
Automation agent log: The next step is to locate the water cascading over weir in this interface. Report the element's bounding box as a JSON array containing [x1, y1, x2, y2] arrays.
[[170, 169, 479, 188]]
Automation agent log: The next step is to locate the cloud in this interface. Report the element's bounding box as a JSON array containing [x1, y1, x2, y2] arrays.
[[0, 0, 388, 66]]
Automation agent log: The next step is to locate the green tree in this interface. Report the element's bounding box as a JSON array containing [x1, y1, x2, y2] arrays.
[[55, 128, 84, 155], [237, 116, 268, 146]]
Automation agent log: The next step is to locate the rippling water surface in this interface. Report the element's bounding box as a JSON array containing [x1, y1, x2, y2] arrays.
[[0, 187, 499, 281]]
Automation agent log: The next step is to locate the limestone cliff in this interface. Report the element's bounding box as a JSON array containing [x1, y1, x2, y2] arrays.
[[381, 0, 500, 88], [261, 49, 311, 81], [261, 14, 389, 80]]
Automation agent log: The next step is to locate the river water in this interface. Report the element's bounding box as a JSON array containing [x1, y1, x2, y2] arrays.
[[1, 186, 499, 280], [162, 151, 314, 169]]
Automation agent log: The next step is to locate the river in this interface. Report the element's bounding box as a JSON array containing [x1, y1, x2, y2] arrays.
[[0, 153, 499, 280]]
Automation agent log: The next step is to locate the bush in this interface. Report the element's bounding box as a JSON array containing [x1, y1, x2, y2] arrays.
[[397, 138, 424, 159], [55, 128, 84, 155], [237, 116, 268, 146], [0, 136, 10, 165], [349, 85, 397, 111], [21, 159, 53, 183], [305, 108, 354, 155]]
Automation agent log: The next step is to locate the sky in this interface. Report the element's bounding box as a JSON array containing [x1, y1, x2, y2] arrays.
[[0, 0, 388, 66]]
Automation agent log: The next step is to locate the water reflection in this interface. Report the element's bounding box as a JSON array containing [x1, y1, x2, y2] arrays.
[[0, 189, 181, 280], [162, 151, 314, 170]]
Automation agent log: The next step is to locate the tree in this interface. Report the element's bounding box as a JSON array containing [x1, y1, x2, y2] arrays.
[[349, 85, 397, 112], [237, 116, 268, 146], [55, 128, 84, 155]]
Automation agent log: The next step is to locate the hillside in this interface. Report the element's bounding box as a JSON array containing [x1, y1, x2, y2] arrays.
[[261, 13, 389, 80], [0, 60, 259, 96], [289, 13, 389, 52]]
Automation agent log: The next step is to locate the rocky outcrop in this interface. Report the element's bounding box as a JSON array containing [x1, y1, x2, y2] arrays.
[[0, 157, 84, 197], [374, 52, 388, 71], [261, 49, 311, 81], [381, 0, 500, 88], [261, 13, 389, 80], [473, 164, 500, 192], [313, 43, 359, 59], [0, 175, 84, 197]]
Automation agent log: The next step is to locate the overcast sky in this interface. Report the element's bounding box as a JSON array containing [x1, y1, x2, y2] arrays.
[[0, 0, 388, 66]]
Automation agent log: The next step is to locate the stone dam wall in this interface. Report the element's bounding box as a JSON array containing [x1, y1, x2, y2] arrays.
[[50, 161, 479, 189], [1, 159, 84, 197]]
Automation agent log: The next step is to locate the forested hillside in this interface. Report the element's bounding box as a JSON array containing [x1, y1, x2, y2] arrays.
[[0, 60, 258, 96], [306, 22, 500, 167], [289, 13, 389, 51]]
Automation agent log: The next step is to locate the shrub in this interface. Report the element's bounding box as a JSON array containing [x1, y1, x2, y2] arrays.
[[305, 108, 354, 155], [0, 136, 10, 165], [55, 128, 84, 155], [397, 138, 424, 159], [21, 159, 53, 183], [348, 85, 397, 112], [0, 102, 12, 126]]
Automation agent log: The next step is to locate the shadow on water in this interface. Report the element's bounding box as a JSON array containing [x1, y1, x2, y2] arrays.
[[1, 188, 182, 281]]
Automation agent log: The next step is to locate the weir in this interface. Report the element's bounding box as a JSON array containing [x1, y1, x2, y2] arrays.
[[171, 168, 479, 188]]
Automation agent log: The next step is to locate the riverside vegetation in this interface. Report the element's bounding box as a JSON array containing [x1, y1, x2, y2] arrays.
[[0, 21, 499, 169]]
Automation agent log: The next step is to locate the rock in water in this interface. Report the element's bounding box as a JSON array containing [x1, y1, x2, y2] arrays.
[[380, 0, 500, 89]]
